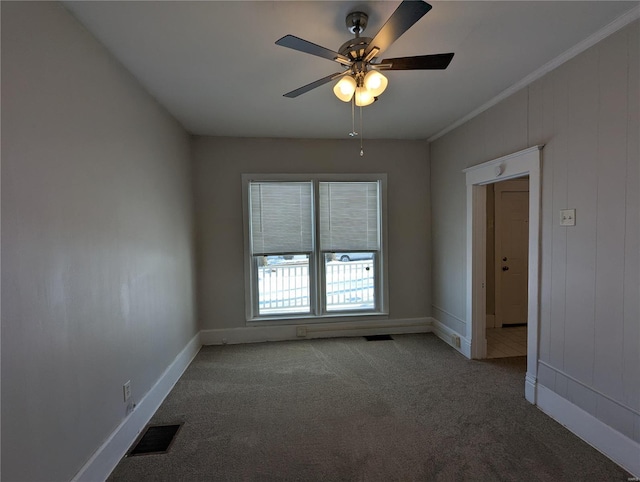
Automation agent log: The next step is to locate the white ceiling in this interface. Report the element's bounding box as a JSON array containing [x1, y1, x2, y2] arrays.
[[64, 1, 638, 140]]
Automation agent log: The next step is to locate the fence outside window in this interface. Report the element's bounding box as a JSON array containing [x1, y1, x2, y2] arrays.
[[258, 259, 374, 315]]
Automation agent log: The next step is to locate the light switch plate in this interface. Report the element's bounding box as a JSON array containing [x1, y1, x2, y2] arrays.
[[560, 209, 576, 226]]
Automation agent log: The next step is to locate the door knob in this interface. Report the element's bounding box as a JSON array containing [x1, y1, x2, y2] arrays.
[[502, 266, 509, 271]]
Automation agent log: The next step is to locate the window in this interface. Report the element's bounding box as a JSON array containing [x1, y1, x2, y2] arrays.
[[243, 174, 387, 321], [249, 181, 313, 315]]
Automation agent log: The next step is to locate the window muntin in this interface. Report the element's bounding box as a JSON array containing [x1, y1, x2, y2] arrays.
[[244, 175, 386, 321]]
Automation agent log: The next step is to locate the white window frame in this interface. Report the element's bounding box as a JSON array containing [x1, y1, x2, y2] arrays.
[[242, 173, 389, 324]]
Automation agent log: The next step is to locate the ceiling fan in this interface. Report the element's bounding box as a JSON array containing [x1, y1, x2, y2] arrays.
[[275, 0, 454, 106]]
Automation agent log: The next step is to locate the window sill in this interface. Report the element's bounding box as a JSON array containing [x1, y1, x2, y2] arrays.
[[246, 311, 389, 327]]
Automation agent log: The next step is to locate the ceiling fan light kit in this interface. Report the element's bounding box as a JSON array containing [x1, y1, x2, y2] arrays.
[[354, 86, 375, 107], [363, 70, 388, 96], [333, 76, 357, 102], [275, 0, 454, 148]]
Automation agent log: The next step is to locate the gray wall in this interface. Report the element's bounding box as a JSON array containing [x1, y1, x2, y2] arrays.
[[1, 2, 197, 480], [430, 21, 639, 441], [193, 137, 431, 330]]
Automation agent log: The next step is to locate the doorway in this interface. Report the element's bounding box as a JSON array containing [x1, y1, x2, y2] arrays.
[[486, 178, 529, 358], [463, 146, 542, 404]]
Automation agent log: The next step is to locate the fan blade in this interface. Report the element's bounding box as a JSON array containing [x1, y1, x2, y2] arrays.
[[380, 53, 454, 70], [276, 35, 351, 65], [365, 0, 432, 57], [283, 72, 344, 98]]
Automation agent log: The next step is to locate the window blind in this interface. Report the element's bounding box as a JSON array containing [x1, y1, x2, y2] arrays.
[[249, 181, 313, 255], [319, 181, 380, 251]]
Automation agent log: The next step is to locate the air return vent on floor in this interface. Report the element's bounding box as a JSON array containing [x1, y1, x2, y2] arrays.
[[364, 334, 394, 341], [128, 424, 182, 456]]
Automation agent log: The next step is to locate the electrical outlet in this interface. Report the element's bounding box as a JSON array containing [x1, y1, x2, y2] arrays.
[[123, 381, 131, 402], [451, 334, 461, 348], [296, 326, 307, 337]]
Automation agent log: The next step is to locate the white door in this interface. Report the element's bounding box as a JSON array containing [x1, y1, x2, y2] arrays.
[[495, 179, 529, 327]]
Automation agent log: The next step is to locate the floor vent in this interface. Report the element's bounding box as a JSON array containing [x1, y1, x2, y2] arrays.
[[364, 334, 394, 341], [128, 424, 182, 456]]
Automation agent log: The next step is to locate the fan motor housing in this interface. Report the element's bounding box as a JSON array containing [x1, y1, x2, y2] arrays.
[[339, 37, 372, 62]]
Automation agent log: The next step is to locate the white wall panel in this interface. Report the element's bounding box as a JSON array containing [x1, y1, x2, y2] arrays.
[[623, 23, 640, 412], [430, 91, 528, 336], [482, 89, 529, 162], [430, 20, 639, 445], [593, 31, 629, 402], [431, 130, 467, 325], [563, 48, 599, 386], [537, 362, 557, 390], [548, 67, 570, 372], [530, 76, 555, 364], [566, 377, 598, 416], [431, 136, 465, 324], [555, 371, 569, 400], [596, 396, 636, 441]]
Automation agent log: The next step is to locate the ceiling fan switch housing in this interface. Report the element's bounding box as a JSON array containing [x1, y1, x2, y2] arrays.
[[346, 12, 368, 35]]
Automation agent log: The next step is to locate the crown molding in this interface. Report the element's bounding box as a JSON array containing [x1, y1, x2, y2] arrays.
[[428, 5, 640, 143]]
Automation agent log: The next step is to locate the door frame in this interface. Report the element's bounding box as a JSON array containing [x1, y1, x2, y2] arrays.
[[463, 145, 542, 404], [494, 178, 530, 327]]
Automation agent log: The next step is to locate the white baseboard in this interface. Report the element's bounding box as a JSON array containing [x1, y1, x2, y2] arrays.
[[537, 384, 640, 477], [431, 318, 471, 358], [72, 332, 202, 482], [200, 318, 432, 345], [431, 305, 467, 339], [525, 373, 537, 404]]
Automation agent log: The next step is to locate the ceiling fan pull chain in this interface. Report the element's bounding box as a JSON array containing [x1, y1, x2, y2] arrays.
[[352, 95, 356, 135], [349, 95, 358, 137], [360, 105, 364, 157]]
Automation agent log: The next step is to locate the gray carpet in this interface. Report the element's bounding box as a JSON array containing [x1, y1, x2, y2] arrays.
[[108, 333, 631, 481]]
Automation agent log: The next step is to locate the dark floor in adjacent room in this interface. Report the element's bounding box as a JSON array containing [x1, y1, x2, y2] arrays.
[[108, 333, 631, 481]]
